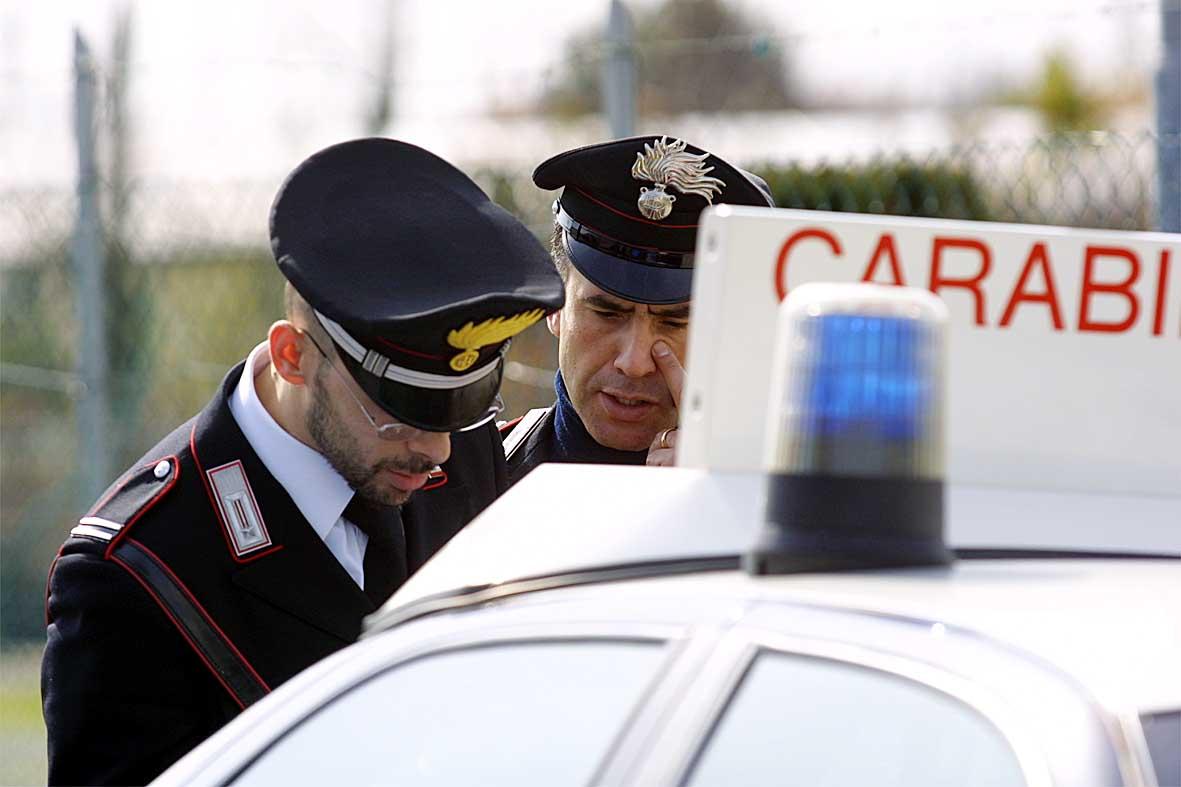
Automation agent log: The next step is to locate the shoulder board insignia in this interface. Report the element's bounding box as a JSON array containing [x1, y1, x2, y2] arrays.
[[504, 408, 550, 461], [73, 456, 179, 551], [206, 460, 272, 558], [71, 517, 123, 542], [422, 466, 448, 491], [498, 416, 524, 436]]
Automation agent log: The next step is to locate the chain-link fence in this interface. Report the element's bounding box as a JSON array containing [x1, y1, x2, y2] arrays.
[[3, 129, 1174, 643]]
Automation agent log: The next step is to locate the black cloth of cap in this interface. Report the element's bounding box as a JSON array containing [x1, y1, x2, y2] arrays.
[[271, 137, 564, 431], [534, 135, 774, 304]]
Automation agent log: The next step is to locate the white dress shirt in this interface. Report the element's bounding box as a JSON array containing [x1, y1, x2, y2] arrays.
[[228, 342, 368, 588]]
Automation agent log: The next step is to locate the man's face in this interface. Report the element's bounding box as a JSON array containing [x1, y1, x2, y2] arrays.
[[304, 350, 451, 507], [549, 266, 689, 451]]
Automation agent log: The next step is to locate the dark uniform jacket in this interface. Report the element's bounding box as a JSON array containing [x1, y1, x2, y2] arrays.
[[42, 362, 506, 786]]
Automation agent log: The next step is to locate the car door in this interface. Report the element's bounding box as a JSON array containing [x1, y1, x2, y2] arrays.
[[225, 630, 671, 786], [619, 600, 1128, 787]]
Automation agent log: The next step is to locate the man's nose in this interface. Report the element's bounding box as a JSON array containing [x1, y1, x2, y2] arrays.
[[613, 319, 657, 378], [407, 430, 451, 467]]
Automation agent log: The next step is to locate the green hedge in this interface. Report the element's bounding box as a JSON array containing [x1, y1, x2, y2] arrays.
[[754, 160, 992, 221]]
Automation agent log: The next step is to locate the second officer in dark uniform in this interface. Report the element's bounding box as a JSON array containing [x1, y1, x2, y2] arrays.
[[502, 136, 774, 480], [41, 138, 564, 785]]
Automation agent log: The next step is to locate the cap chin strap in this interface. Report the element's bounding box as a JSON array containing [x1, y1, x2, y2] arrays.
[[314, 311, 500, 391], [553, 200, 695, 269]]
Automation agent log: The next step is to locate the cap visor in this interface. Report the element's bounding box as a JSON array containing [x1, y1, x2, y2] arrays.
[[341, 354, 504, 432], [565, 235, 693, 305]]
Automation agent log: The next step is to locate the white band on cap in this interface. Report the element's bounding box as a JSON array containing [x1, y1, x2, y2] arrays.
[[314, 311, 500, 390]]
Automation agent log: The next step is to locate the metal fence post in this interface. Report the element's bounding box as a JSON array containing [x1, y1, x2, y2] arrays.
[[1158, 1, 1180, 232], [72, 31, 111, 502], [601, 0, 636, 139]]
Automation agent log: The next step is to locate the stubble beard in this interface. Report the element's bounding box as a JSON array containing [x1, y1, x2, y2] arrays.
[[305, 368, 430, 507]]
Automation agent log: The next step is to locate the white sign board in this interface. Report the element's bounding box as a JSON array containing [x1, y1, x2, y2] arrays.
[[680, 208, 1181, 505]]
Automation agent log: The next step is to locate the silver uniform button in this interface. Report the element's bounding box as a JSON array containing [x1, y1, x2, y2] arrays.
[[153, 460, 171, 479]]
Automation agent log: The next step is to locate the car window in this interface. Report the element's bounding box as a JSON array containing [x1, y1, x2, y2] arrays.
[[232, 639, 664, 786], [686, 650, 1027, 787], [1140, 710, 1180, 787]]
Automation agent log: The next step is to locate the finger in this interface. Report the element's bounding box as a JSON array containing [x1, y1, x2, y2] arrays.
[[646, 448, 673, 466], [651, 341, 684, 411], [646, 446, 674, 466], [648, 426, 677, 450], [646, 428, 678, 466]]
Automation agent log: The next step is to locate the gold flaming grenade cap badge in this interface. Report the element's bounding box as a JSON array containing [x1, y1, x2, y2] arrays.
[[446, 308, 544, 372], [631, 137, 727, 221]]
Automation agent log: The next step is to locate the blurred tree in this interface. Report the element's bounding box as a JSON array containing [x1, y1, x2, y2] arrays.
[[1033, 49, 1105, 132], [998, 48, 1108, 133], [540, 0, 796, 117]]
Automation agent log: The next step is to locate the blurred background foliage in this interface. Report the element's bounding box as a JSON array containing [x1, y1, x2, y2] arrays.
[[0, 135, 1162, 646], [0, 12, 1174, 782], [540, 0, 796, 117]]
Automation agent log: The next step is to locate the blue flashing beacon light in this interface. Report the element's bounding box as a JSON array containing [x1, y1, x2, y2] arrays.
[[749, 283, 951, 575]]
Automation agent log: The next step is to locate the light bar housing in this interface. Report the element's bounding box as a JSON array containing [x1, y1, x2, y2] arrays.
[[748, 283, 952, 575]]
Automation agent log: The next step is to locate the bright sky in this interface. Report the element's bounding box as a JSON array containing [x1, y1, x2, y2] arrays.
[[0, 0, 1165, 187]]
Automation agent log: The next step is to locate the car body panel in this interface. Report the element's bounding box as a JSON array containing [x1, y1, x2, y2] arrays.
[[381, 465, 1181, 630], [158, 561, 1176, 786]]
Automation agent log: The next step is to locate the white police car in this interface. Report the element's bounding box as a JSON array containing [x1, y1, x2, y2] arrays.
[[156, 284, 1180, 787]]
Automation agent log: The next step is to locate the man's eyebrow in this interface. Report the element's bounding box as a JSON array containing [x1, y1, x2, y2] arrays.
[[583, 294, 633, 312], [650, 304, 691, 320]]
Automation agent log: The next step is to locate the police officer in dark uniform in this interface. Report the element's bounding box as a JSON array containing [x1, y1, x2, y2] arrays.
[[41, 138, 564, 786], [502, 136, 773, 481]]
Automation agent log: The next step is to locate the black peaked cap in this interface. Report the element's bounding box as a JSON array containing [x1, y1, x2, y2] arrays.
[[533, 135, 774, 305], [271, 137, 564, 431]]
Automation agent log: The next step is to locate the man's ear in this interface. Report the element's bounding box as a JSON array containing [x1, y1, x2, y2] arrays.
[[546, 309, 561, 338], [269, 321, 309, 386]]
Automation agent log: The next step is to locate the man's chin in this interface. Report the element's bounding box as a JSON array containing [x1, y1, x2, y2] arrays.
[[358, 485, 414, 508], [585, 417, 658, 453]]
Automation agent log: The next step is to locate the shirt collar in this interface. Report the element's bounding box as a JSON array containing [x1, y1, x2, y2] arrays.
[[229, 342, 355, 539]]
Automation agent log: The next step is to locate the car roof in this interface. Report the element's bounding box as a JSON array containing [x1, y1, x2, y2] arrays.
[[376, 558, 1181, 716], [372, 464, 1180, 712], [573, 564, 1181, 713], [383, 463, 1179, 615]]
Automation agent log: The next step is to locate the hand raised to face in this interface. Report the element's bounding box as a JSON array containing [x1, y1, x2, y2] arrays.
[[646, 341, 684, 467]]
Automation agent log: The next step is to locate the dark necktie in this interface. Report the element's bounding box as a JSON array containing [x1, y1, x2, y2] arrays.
[[343, 496, 407, 607]]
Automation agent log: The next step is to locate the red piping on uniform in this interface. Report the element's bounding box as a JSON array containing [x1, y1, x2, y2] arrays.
[[498, 416, 524, 435], [207, 459, 275, 554], [84, 451, 172, 512], [422, 470, 448, 491], [572, 187, 700, 229], [87, 481, 124, 518], [372, 336, 447, 361], [104, 454, 181, 560], [128, 538, 271, 692], [85, 456, 160, 517], [110, 553, 249, 710], [190, 424, 283, 565]]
